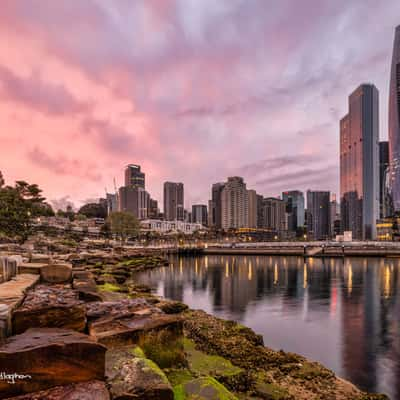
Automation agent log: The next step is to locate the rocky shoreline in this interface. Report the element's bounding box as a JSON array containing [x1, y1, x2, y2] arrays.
[[0, 249, 390, 399]]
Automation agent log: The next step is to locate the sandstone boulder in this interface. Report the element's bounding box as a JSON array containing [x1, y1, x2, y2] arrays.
[[4, 380, 110, 400], [41, 263, 72, 283], [86, 299, 182, 346], [12, 284, 86, 334], [0, 328, 106, 399], [106, 347, 173, 400], [17, 263, 47, 276]]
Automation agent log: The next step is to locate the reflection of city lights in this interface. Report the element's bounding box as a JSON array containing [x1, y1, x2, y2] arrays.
[[225, 261, 229, 278], [180, 258, 183, 275], [274, 262, 278, 284], [248, 261, 252, 281], [383, 266, 391, 298], [303, 263, 307, 288], [348, 265, 352, 295], [205, 256, 208, 269], [195, 259, 198, 275]]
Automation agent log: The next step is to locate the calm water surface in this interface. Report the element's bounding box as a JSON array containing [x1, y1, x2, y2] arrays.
[[133, 255, 400, 399]]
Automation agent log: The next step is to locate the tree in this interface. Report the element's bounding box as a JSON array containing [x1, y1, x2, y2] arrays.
[[78, 202, 107, 219], [0, 180, 48, 242], [0, 171, 4, 187], [107, 211, 140, 243]]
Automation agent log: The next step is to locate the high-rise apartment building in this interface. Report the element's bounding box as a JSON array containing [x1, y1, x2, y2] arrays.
[[389, 25, 400, 212], [163, 182, 184, 221], [221, 177, 248, 229], [124, 164, 145, 188], [118, 186, 149, 219], [147, 198, 159, 219], [379, 141, 389, 218], [340, 84, 379, 239], [247, 189, 258, 228], [307, 190, 330, 240], [282, 190, 305, 232], [192, 205, 208, 226], [208, 183, 225, 228], [260, 197, 286, 233]]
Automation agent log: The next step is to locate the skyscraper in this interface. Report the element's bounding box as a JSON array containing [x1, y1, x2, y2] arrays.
[[282, 190, 305, 232], [208, 183, 225, 228], [379, 141, 389, 218], [307, 190, 330, 240], [163, 182, 184, 221], [124, 164, 145, 188], [389, 25, 400, 211], [260, 197, 286, 233], [247, 189, 258, 228], [221, 177, 248, 229], [192, 204, 208, 226], [340, 84, 379, 240], [118, 186, 149, 219]]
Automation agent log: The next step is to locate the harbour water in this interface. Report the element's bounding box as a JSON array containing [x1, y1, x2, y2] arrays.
[[133, 255, 400, 399]]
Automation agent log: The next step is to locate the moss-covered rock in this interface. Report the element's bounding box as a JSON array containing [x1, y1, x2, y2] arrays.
[[184, 338, 248, 392], [174, 377, 238, 400], [106, 346, 173, 400]]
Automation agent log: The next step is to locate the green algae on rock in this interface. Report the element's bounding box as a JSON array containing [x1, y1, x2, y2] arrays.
[[174, 377, 238, 400]]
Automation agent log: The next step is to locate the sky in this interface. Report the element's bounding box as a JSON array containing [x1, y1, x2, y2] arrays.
[[0, 0, 399, 210]]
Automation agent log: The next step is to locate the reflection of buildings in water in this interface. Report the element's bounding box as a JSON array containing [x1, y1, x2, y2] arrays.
[[340, 258, 400, 397]]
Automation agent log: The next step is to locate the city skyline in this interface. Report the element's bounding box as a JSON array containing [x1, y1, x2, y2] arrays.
[[0, 2, 399, 208]]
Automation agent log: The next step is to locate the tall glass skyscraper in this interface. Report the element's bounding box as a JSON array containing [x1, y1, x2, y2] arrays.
[[340, 84, 379, 240], [389, 25, 400, 211]]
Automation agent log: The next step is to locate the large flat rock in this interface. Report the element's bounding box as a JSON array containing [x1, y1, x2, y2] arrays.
[[41, 263, 72, 283], [4, 380, 110, 400], [18, 263, 47, 276], [12, 284, 86, 334], [0, 328, 106, 399], [87, 300, 182, 346], [106, 347, 173, 400], [0, 274, 40, 342]]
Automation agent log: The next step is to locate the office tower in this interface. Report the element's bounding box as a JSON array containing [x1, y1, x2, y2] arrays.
[[208, 183, 225, 228], [260, 197, 286, 233], [163, 182, 184, 221], [147, 198, 159, 219], [106, 193, 118, 215], [282, 190, 305, 232], [124, 164, 145, 188], [307, 190, 330, 240], [340, 84, 379, 239], [256, 194, 264, 228], [184, 209, 192, 223], [330, 194, 341, 237], [118, 186, 149, 219], [247, 189, 258, 228], [389, 25, 400, 211], [379, 141, 389, 218], [221, 177, 248, 229], [192, 204, 208, 226]]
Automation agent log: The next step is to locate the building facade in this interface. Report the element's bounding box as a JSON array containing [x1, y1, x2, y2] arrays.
[[379, 141, 389, 218], [307, 190, 330, 240], [282, 190, 305, 233], [260, 197, 286, 233], [124, 164, 145, 188], [163, 182, 184, 221], [208, 183, 225, 228], [141, 219, 203, 235], [389, 25, 400, 212], [192, 204, 208, 226], [340, 84, 379, 240], [247, 189, 258, 228], [118, 186, 150, 219], [221, 177, 248, 229]]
